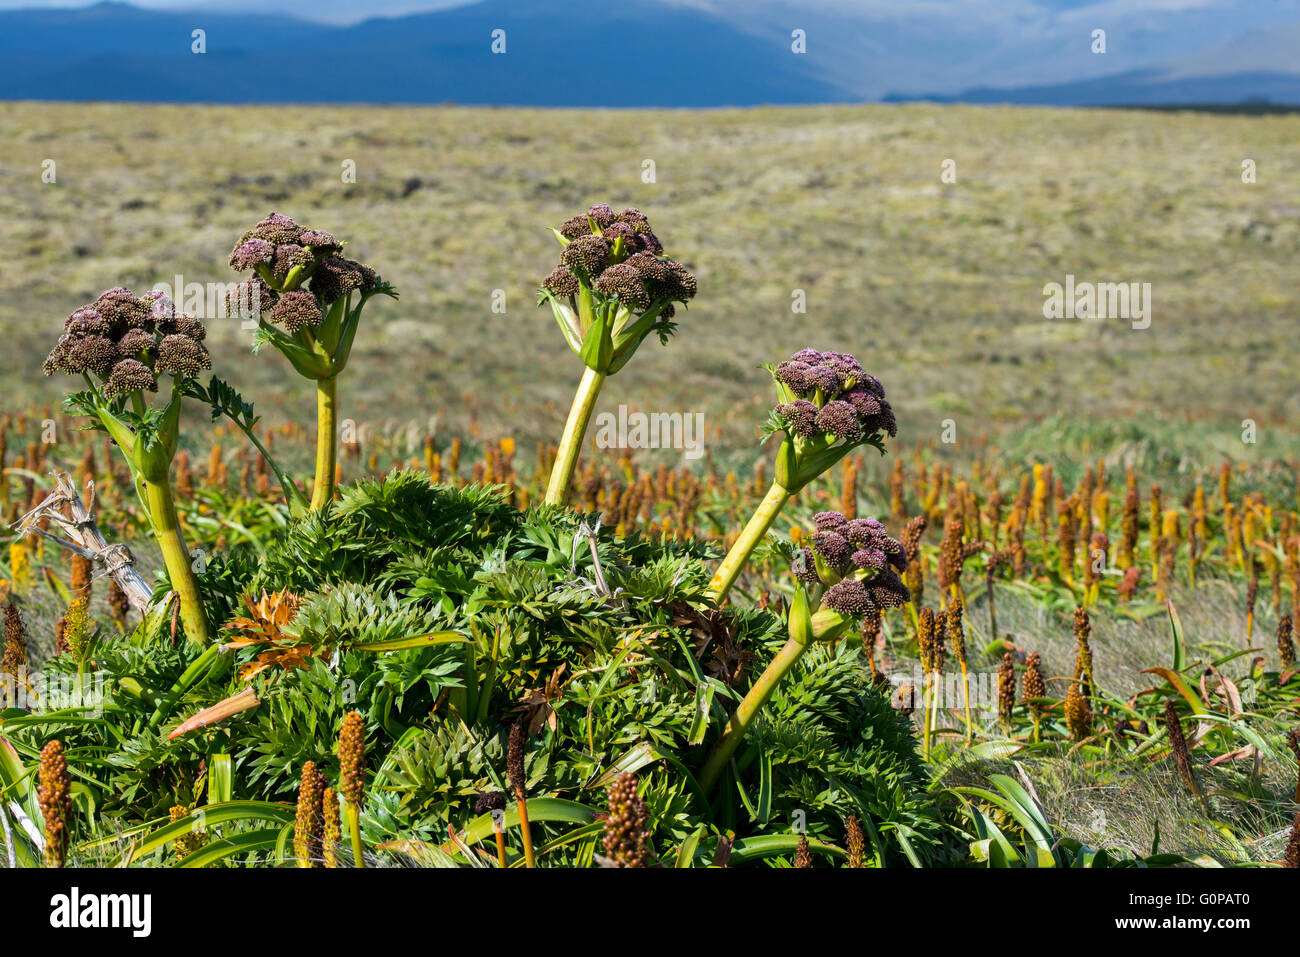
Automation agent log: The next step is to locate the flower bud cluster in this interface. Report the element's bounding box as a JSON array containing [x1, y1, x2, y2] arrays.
[[44, 288, 210, 397], [793, 510, 911, 616]]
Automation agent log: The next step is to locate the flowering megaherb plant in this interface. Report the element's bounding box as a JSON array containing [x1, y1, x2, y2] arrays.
[[44, 287, 214, 645], [228, 214, 396, 511], [537, 204, 697, 505], [698, 510, 909, 790], [707, 348, 898, 601], [15, 207, 991, 871]]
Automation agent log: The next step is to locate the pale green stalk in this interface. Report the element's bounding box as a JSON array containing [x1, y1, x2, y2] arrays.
[[545, 366, 606, 506], [346, 803, 365, 868], [707, 482, 792, 602], [698, 600, 849, 792], [309, 376, 338, 510], [140, 474, 211, 646]]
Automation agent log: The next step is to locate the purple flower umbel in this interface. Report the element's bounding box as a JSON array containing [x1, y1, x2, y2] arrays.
[[775, 399, 819, 438], [156, 335, 212, 377], [772, 348, 896, 443], [240, 213, 305, 246], [230, 214, 380, 309], [45, 287, 211, 397], [115, 327, 156, 361], [797, 510, 910, 608], [269, 290, 324, 333], [229, 238, 275, 271], [65, 307, 108, 337], [544, 205, 693, 312], [309, 257, 377, 304], [542, 265, 581, 298], [593, 263, 651, 309], [560, 235, 612, 281], [811, 529, 853, 568], [824, 578, 873, 616], [67, 335, 120, 377], [103, 358, 158, 398], [813, 511, 848, 532], [815, 400, 863, 442]]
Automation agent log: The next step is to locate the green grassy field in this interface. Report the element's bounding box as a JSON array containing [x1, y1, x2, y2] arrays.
[[4, 101, 1298, 472], [3, 102, 1300, 870]]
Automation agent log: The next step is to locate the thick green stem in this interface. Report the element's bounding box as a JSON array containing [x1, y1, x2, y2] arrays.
[[696, 634, 806, 790], [698, 634, 809, 792], [698, 588, 846, 800], [545, 366, 606, 506], [310, 376, 338, 511], [345, 803, 365, 868], [141, 472, 211, 646], [707, 482, 792, 602]]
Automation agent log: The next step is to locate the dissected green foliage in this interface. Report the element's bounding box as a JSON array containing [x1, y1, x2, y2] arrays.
[[1, 472, 946, 867]]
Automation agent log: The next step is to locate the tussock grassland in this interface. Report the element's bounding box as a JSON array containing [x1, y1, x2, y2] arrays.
[[3, 101, 1298, 468], [3, 102, 1300, 868]]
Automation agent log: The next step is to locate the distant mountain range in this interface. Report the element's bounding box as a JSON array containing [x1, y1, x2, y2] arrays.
[[0, 0, 1297, 107]]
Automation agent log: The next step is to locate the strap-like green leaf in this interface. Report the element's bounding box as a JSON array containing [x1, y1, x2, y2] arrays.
[[445, 797, 597, 854], [676, 827, 705, 868], [124, 801, 293, 863], [177, 828, 282, 868], [728, 833, 845, 865], [347, 630, 467, 652]]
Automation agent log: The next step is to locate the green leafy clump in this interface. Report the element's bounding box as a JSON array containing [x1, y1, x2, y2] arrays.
[[248, 472, 522, 595], [255, 474, 946, 864], [760, 643, 944, 862], [1, 471, 946, 867]]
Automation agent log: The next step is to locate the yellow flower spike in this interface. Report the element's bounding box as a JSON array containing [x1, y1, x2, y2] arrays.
[[8, 542, 30, 593]]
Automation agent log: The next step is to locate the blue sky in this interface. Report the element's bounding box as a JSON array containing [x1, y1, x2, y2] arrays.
[[3, 0, 1297, 103], [3, 0, 1296, 26]]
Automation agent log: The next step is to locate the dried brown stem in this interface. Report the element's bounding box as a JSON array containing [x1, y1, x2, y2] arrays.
[[10, 472, 152, 613]]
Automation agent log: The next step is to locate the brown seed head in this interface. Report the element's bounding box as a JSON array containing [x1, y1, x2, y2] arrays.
[[1118, 566, 1141, 601], [293, 760, 326, 866], [70, 553, 93, 601], [946, 600, 966, 667], [1284, 809, 1300, 868], [1072, 606, 1094, 694], [1064, 680, 1093, 740], [602, 772, 649, 867], [2, 601, 29, 680], [918, 608, 937, 674], [322, 787, 341, 868], [900, 515, 927, 562], [1278, 613, 1296, 670], [38, 740, 72, 867], [1021, 652, 1047, 718], [1163, 698, 1199, 795], [997, 651, 1016, 723], [507, 720, 527, 797], [845, 814, 865, 868], [337, 711, 366, 808], [793, 834, 813, 869]]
